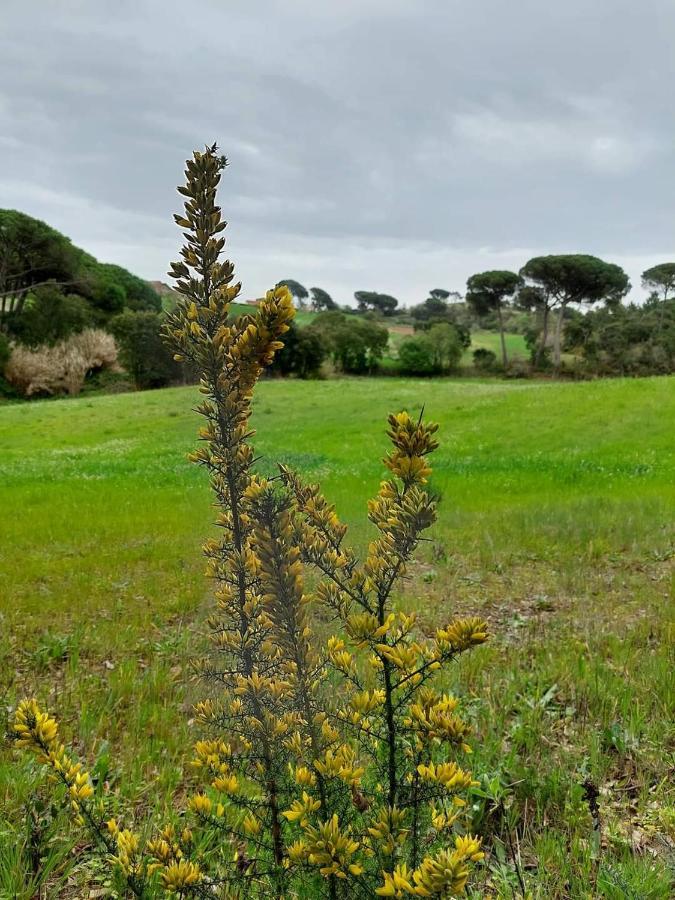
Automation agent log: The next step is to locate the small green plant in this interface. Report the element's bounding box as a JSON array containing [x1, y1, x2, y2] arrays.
[[11, 146, 488, 897]]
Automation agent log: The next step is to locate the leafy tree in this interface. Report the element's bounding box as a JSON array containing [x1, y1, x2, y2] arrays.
[[642, 263, 675, 301], [0, 210, 81, 320], [428, 288, 453, 301], [641, 264, 675, 338], [311, 310, 388, 373], [411, 292, 454, 323], [4, 284, 93, 346], [269, 321, 326, 378], [109, 310, 179, 389], [426, 322, 464, 370], [0, 210, 161, 336], [465, 270, 521, 368], [398, 323, 463, 376], [410, 294, 471, 348], [309, 286, 337, 311], [519, 255, 629, 372], [277, 278, 309, 309], [354, 290, 399, 317]]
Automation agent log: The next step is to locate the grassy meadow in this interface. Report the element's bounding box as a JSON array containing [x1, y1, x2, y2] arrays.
[[1, 375, 673, 897]]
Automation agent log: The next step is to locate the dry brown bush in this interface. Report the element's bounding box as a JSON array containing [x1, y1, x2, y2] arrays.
[[5, 328, 119, 397]]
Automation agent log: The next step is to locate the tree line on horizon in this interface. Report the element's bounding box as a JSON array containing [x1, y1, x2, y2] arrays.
[[1, 209, 674, 397], [277, 257, 675, 375]]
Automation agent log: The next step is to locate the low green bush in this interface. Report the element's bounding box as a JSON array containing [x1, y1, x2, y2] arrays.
[[109, 310, 182, 389]]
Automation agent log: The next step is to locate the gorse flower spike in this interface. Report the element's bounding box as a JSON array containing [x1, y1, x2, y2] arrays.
[[13, 145, 489, 898]]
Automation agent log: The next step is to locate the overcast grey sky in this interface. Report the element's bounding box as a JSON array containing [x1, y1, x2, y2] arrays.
[[1, 0, 673, 305]]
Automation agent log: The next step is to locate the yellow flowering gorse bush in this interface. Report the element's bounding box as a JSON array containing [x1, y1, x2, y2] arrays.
[[12, 145, 488, 898]]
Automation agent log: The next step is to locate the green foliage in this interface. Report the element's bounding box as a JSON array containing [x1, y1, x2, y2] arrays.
[[398, 324, 463, 375], [465, 271, 521, 318], [0, 209, 161, 340], [426, 322, 464, 370], [269, 320, 327, 378], [311, 310, 389, 373], [91, 277, 126, 315], [472, 348, 497, 372], [92, 263, 161, 313], [409, 294, 472, 348], [565, 297, 675, 375], [398, 334, 438, 374], [520, 255, 630, 307], [309, 286, 337, 311], [4, 285, 93, 347], [520, 254, 630, 371], [0, 209, 82, 317], [641, 262, 675, 301], [109, 310, 180, 389]]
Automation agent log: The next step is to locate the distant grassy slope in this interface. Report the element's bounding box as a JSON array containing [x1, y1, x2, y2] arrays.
[[1, 377, 673, 896], [385, 327, 528, 368], [466, 329, 528, 361]]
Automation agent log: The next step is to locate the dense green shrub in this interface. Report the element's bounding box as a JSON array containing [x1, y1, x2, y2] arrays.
[[109, 310, 181, 389], [398, 334, 439, 375], [310, 310, 388, 373], [269, 320, 326, 378], [399, 324, 463, 375], [565, 297, 675, 375], [472, 348, 497, 371], [4, 285, 94, 346]]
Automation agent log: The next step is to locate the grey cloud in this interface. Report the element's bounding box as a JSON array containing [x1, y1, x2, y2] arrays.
[[1, 0, 674, 305]]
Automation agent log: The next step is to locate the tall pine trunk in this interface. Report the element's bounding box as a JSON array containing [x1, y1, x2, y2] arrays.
[[535, 306, 550, 369], [553, 304, 566, 373], [497, 304, 508, 368]]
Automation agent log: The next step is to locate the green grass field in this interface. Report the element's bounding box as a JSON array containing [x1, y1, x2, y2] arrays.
[[1, 376, 673, 897]]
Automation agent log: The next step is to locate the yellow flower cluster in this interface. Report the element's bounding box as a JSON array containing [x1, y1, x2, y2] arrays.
[[375, 836, 484, 896], [291, 813, 364, 880], [161, 860, 202, 892], [12, 699, 94, 823]]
